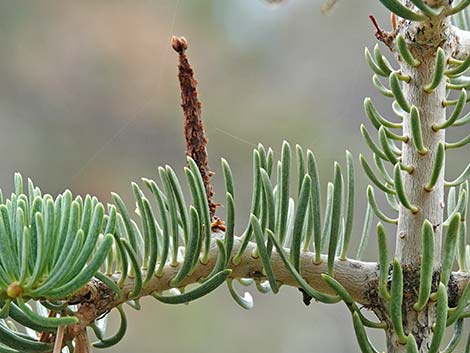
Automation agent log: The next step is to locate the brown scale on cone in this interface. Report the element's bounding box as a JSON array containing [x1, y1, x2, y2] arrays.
[[171, 36, 222, 231]]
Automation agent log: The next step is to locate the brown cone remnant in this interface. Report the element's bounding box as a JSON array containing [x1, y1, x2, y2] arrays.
[[171, 36, 220, 226]]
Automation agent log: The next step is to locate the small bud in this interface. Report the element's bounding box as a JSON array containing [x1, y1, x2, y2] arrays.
[[171, 35, 188, 55], [6, 282, 23, 299]]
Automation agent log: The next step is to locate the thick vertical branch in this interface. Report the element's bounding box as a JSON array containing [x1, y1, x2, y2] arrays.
[[171, 36, 218, 220], [395, 39, 447, 268], [388, 12, 451, 353]]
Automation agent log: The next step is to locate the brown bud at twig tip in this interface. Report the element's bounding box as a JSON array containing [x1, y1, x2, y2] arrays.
[[171, 36, 188, 55], [171, 35, 219, 224]]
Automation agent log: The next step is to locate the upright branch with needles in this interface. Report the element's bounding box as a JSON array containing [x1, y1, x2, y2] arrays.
[[3, 1, 470, 353]]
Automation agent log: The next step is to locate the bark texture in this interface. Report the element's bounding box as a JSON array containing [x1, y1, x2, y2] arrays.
[[389, 6, 451, 352]]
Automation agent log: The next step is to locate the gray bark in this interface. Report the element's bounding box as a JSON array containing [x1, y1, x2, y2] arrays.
[[390, 11, 451, 353]]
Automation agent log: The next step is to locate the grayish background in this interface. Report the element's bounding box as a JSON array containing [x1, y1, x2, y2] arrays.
[[0, 1, 467, 352]]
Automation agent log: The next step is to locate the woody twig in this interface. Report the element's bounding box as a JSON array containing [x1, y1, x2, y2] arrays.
[[369, 14, 394, 50]]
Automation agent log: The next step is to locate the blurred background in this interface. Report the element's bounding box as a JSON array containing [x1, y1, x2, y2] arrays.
[[0, 1, 467, 352]]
